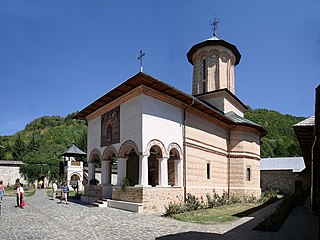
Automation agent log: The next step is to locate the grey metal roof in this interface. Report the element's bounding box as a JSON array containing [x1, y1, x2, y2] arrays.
[[260, 157, 305, 172], [225, 111, 262, 128], [60, 144, 86, 157], [294, 116, 314, 127], [0, 160, 24, 165]]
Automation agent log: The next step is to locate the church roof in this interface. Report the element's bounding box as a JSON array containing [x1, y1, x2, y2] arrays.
[[60, 144, 86, 157], [187, 38, 241, 65], [75, 72, 266, 136], [260, 157, 305, 173]]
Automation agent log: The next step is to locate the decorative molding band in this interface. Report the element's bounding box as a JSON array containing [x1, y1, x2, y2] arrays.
[[186, 137, 227, 155], [185, 141, 260, 161]]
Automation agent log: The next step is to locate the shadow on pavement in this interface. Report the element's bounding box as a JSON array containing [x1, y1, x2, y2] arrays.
[[156, 231, 223, 240]]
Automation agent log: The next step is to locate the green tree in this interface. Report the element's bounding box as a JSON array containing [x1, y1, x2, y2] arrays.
[[12, 135, 26, 160], [0, 145, 5, 159]]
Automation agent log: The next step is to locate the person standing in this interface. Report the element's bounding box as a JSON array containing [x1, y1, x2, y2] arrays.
[[16, 183, 24, 209], [52, 182, 57, 200], [60, 182, 69, 204], [0, 180, 5, 202]]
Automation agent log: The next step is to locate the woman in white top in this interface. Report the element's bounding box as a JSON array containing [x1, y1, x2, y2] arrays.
[[16, 183, 24, 208]]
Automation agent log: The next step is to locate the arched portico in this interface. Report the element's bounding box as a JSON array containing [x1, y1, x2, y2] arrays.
[[117, 140, 140, 186], [88, 148, 102, 184], [167, 143, 183, 187], [101, 146, 117, 198]]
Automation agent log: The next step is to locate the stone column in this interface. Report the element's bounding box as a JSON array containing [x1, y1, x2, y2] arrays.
[[174, 159, 183, 187], [101, 160, 111, 185], [101, 160, 112, 198], [88, 162, 95, 183], [157, 157, 169, 187], [136, 155, 151, 187], [117, 158, 127, 186]]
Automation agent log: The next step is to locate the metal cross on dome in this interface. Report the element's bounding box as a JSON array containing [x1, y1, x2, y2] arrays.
[[137, 50, 145, 72], [210, 16, 220, 37]]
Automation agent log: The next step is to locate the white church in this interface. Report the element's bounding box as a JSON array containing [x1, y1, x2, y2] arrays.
[[75, 28, 266, 213]]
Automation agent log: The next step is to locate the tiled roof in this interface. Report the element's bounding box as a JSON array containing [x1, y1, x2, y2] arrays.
[[260, 157, 305, 172], [294, 116, 314, 127]]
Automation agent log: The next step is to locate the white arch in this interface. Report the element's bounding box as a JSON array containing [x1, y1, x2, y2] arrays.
[[88, 148, 102, 163], [145, 139, 168, 158], [167, 143, 183, 159], [118, 140, 140, 158]]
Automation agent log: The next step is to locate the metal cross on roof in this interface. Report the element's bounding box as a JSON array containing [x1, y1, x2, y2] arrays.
[[210, 16, 220, 37], [137, 49, 145, 72]]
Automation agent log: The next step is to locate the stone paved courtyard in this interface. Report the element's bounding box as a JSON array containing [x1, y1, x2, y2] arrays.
[[0, 190, 318, 239]]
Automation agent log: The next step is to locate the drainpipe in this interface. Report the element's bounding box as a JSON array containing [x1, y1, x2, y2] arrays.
[[183, 99, 194, 201], [311, 135, 317, 210]]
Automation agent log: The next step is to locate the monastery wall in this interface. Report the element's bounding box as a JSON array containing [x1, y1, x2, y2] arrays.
[[185, 111, 229, 197], [0, 164, 25, 186], [229, 127, 261, 197]]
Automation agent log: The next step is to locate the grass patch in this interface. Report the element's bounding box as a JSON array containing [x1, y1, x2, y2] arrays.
[[4, 187, 36, 197], [46, 189, 84, 199], [173, 203, 263, 224]]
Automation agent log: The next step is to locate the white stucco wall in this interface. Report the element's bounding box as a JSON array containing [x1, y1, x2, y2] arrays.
[[120, 95, 143, 151], [87, 116, 102, 159], [87, 95, 144, 158], [141, 94, 183, 153]]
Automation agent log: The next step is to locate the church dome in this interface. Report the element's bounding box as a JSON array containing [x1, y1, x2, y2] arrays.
[[187, 37, 241, 66]]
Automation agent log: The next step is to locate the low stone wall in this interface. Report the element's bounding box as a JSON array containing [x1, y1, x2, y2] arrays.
[[261, 170, 310, 194], [0, 161, 25, 186], [84, 185, 102, 198], [111, 186, 184, 214], [112, 186, 143, 203], [142, 187, 184, 213]]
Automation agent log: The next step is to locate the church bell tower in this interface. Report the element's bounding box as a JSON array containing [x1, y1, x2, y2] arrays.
[[187, 19, 241, 95]]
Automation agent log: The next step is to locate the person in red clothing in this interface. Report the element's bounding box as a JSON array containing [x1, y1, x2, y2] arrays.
[[16, 182, 24, 209]]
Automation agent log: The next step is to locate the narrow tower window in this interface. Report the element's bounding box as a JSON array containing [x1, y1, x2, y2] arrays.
[[202, 59, 206, 80], [202, 82, 206, 93], [206, 163, 210, 179], [246, 167, 251, 181]]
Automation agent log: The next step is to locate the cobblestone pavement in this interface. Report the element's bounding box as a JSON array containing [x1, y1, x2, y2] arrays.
[[0, 190, 318, 240]]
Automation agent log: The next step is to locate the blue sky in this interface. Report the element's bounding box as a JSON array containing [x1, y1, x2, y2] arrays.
[[0, 1, 319, 136]]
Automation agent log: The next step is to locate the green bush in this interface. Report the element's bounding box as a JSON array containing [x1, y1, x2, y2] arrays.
[[164, 201, 186, 217], [185, 193, 202, 211], [164, 190, 279, 217]]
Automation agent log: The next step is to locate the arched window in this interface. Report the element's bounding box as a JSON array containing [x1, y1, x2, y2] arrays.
[[246, 167, 251, 181], [206, 163, 210, 179], [107, 124, 112, 141]]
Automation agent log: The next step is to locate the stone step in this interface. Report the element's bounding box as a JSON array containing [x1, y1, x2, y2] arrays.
[[107, 199, 143, 213], [91, 201, 108, 208]]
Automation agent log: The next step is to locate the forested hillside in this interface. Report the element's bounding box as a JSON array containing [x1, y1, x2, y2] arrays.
[[245, 107, 305, 158], [0, 112, 87, 182], [0, 108, 306, 183]]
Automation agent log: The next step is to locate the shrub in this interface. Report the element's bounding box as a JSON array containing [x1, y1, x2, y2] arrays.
[[164, 201, 186, 217], [185, 193, 201, 211]]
